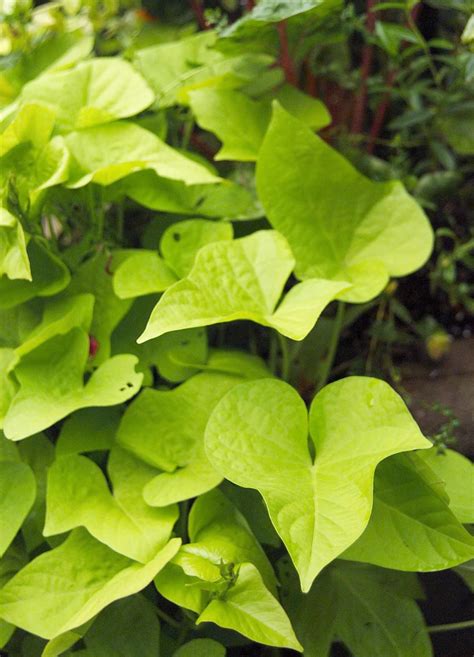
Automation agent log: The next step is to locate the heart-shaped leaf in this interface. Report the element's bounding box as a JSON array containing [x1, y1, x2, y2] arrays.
[[256, 104, 433, 302], [45, 449, 178, 562], [138, 230, 349, 343], [0, 529, 180, 639], [3, 328, 143, 441], [205, 376, 432, 591]]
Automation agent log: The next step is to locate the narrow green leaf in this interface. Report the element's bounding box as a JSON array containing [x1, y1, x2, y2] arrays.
[[0, 461, 36, 557]]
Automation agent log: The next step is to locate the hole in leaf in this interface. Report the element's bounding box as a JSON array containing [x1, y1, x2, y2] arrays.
[[172, 232, 181, 242]]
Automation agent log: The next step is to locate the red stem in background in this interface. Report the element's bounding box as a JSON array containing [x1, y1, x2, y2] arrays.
[[277, 21, 297, 85], [246, 0, 255, 10], [190, 132, 216, 160], [189, 0, 208, 30], [305, 59, 317, 96], [350, 0, 376, 133]]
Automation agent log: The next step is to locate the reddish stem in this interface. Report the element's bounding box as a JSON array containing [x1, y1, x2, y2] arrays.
[[305, 60, 317, 96], [367, 68, 396, 153], [350, 0, 376, 133], [189, 0, 208, 30], [277, 21, 297, 85], [190, 132, 216, 160], [246, 0, 255, 10]]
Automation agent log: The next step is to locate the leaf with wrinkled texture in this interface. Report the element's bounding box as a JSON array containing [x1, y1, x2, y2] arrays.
[[0, 209, 31, 281], [139, 230, 349, 343], [342, 453, 474, 570], [45, 449, 178, 562], [20, 58, 154, 133], [3, 328, 142, 441], [256, 104, 433, 302], [0, 529, 180, 639], [65, 122, 220, 188], [205, 376, 432, 591]]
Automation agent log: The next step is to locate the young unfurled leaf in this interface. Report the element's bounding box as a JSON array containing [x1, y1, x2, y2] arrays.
[[205, 376, 431, 591], [3, 328, 143, 441], [138, 230, 349, 343], [160, 219, 233, 278], [20, 58, 154, 133], [418, 448, 474, 524], [117, 372, 250, 506], [197, 563, 302, 652], [342, 453, 474, 570], [189, 85, 330, 161], [0, 238, 70, 310], [0, 461, 36, 557], [113, 251, 177, 299], [64, 122, 220, 188], [0, 209, 31, 281], [0, 529, 180, 639], [45, 449, 178, 562], [256, 104, 433, 302]]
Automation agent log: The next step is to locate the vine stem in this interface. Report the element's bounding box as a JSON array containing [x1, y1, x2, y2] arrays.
[[428, 619, 474, 634], [155, 607, 181, 629], [316, 302, 345, 391], [189, 0, 207, 29], [351, 0, 376, 134], [277, 20, 297, 85]]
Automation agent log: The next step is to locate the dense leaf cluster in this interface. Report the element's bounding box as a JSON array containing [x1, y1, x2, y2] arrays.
[[0, 1, 472, 655]]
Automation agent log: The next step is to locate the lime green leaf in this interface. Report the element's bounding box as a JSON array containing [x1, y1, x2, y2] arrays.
[[65, 122, 220, 188], [0, 238, 70, 310], [188, 490, 277, 594], [189, 85, 329, 161], [343, 453, 474, 569], [0, 103, 56, 157], [134, 31, 274, 108], [66, 251, 132, 363], [113, 251, 177, 299], [3, 328, 143, 441], [206, 376, 431, 591], [45, 449, 177, 562], [418, 448, 474, 523], [0, 349, 17, 427], [331, 562, 432, 657], [155, 561, 207, 614], [0, 461, 36, 557], [160, 219, 233, 278], [203, 349, 271, 379], [138, 231, 349, 343], [117, 372, 244, 505], [197, 563, 302, 652], [0, 209, 31, 281], [174, 639, 225, 657], [56, 407, 121, 456], [437, 104, 474, 155], [122, 170, 260, 219], [84, 596, 160, 657], [256, 104, 433, 302], [21, 58, 153, 133], [15, 294, 94, 358], [0, 529, 180, 639]]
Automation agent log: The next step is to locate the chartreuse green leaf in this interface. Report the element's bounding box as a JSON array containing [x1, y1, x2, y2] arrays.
[[20, 58, 153, 133], [138, 230, 349, 343], [113, 251, 177, 299], [117, 372, 247, 506], [256, 104, 433, 302], [3, 328, 142, 441], [343, 453, 474, 569], [189, 84, 330, 161], [15, 294, 94, 358], [0, 238, 70, 310], [121, 170, 259, 219], [83, 596, 160, 657], [56, 407, 121, 456], [205, 376, 432, 592], [174, 639, 225, 657], [187, 490, 277, 593], [0, 529, 180, 640], [0, 209, 31, 281], [160, 219, 233, 278], [0, 349, 17, 427], [133, 30, 274, 108], [0, 461, 36, 557], [418, 448, 474, 523], [45, 448, 177, 562], [66, 251, 133, 363], [197, 563, 302, 652], [64, 121, 220, 188]]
